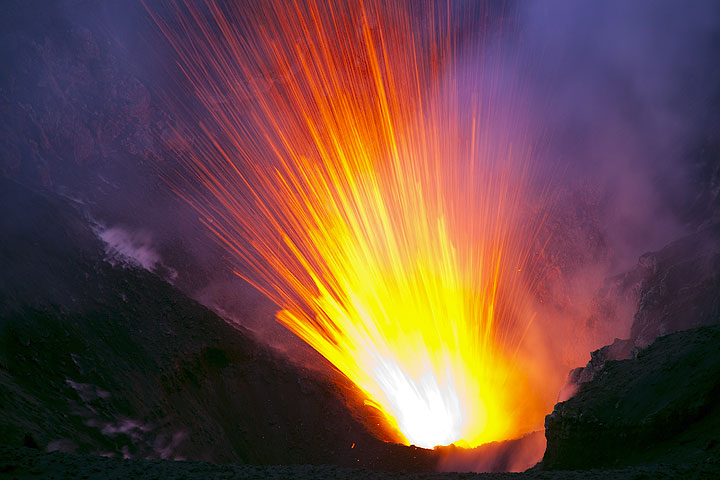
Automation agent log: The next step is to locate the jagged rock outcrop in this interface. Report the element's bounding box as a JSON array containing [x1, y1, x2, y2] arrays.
[[543, 325, 720, 471], [564, 337, 636, 387], [563, 222, 720, 394]]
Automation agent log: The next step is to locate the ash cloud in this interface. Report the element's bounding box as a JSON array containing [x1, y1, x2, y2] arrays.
[[460, 0, 720, 364]]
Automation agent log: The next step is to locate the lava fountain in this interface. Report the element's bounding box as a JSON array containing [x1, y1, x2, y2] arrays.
[[151, 0, 550, 449]]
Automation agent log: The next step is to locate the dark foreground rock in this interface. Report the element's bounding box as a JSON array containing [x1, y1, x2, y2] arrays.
[[543, 325, 720, 471], [1, 445, 718, 480]]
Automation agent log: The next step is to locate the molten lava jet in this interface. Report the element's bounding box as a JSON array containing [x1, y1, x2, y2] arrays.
[[151, 0, 550, 449]]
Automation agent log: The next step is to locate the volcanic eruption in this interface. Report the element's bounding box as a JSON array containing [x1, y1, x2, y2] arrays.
[[150, 0, 552, 449], [3, 0, 720, 476]]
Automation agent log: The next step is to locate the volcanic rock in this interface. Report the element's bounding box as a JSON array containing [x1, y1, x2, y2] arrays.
[[543, 324, 720, 471]]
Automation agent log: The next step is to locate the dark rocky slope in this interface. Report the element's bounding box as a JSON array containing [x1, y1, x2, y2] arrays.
[[5, 320, 720, 478], [0, 177, 439, 470]]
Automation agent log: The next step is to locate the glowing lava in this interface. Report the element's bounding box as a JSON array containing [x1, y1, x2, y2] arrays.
[[152, 0, 548, 448]]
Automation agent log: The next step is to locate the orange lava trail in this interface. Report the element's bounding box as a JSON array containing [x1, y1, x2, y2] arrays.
[[151, 0, 549, 449]]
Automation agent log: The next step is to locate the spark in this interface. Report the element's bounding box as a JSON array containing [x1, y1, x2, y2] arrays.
[[151, 0, 549, 448]]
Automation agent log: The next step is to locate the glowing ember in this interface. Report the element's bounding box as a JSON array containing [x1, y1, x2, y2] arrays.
[[152, 0, 547, 448]]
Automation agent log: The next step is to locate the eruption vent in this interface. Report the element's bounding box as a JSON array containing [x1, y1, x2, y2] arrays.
[[153, 0, 548, 448]]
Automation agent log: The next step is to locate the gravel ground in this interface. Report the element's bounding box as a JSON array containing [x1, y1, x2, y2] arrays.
[[2, 446, 719, 480]]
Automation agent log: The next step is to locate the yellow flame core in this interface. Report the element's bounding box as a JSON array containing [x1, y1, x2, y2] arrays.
[[154, 0, 548, 448]]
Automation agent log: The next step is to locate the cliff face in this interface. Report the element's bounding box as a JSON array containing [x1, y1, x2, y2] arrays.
[[631, 223, 720, 347], [0, 1, 166, 186]]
